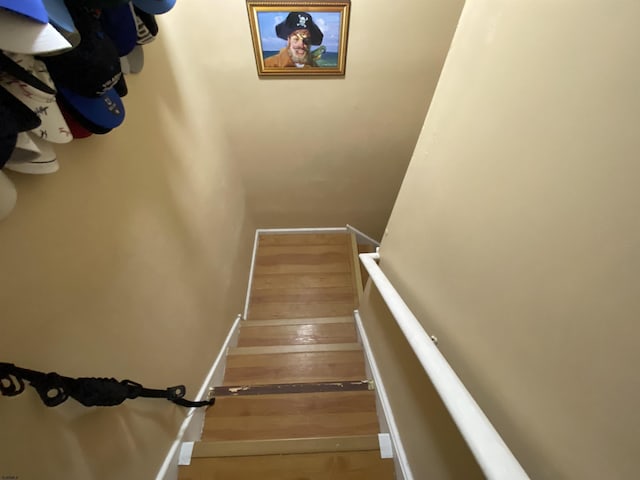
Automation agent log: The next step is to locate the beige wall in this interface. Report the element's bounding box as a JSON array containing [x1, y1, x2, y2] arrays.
[[0, 5, 256, 479], [360, 0, 640, 478]]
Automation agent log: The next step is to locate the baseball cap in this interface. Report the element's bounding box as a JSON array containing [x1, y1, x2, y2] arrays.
[[57, 87, 123, 132], [77, 0, 130, 7], [101, 2, 138, 56], [0, 133, 18, 168], [42, 3, 126, 131], [42, 4, 122, 98], [0, 0, 73, 54], [0, 50, 55, 94], [59, 101, 94, 138], [0, 85, 42, 135], [133, 0, 176, 15], [0, 52, 72, 143], [134, 6, 158, 44], [120, 45, 144, 74], [4, 132, 59, 174], [0, 170, 17, 221], [41, 0, 81, 49]]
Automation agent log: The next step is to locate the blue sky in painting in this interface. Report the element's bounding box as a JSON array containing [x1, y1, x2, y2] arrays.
[[257, 11, 342, 52]]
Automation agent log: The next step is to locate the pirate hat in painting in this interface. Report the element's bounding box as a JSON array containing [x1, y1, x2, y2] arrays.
[[0, 52, 72, 143], [275, 12, 323, 46]]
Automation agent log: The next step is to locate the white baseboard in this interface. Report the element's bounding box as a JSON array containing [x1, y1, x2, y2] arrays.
[[354, 309, 412, 480]]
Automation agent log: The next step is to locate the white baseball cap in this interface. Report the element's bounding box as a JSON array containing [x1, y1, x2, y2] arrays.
[[0, 0, 72, 55], [0, 52, 72, 143], [5, 131, 59, 174]]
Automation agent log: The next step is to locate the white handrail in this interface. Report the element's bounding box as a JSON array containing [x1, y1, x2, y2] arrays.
[[359, 252, 529, 480]]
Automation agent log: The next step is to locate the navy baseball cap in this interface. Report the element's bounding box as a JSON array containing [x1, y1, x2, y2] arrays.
[[133, 0, 176, 15], [0, 85, 42, 136], [134, 6, 158, 44], [101, 3, 138, 56], [42, 4, 122, 98]]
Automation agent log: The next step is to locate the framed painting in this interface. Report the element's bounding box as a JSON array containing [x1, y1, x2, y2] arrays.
[[246, 0, 351, 77]]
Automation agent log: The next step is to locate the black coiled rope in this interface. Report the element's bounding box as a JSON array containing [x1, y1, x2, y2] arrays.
[[0, 362, 214, 408]]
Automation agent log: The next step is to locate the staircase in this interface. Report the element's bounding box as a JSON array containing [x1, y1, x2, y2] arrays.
[[177, 232, 395, 479]]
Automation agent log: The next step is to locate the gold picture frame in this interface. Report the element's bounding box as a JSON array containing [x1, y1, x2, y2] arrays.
[[246, 0, 351, 77]]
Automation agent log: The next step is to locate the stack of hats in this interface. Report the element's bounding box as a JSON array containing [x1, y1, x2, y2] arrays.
[[0, 0, 176, 221]]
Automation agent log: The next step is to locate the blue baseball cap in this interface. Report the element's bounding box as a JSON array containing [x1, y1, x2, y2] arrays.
[[57, 87, 125, 132], [41, 0, 81, 48], [0, 0, 49, 23]]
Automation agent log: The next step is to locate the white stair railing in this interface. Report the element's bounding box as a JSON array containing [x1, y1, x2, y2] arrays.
[[359, 251, 529, 480]]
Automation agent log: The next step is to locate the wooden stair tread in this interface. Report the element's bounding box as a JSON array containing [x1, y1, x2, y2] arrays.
[[241, 316, 353, 326], [189, 436, 387, 459], [181, 450, 394, 479], [202, 391, 379, 441], [249, 303, 356, 319], [252, 272, 354, 290], [223, 350, 367, 385], [228, 343, 362, 356], [211, 380, 372, 397], [237, 322, 358, 347], [257, 233, 352, 246]]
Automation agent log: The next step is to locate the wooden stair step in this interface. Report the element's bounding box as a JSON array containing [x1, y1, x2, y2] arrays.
[[237, 320, 358, 347], [191, 435, 382, 458], [211, 380, 372, 397], [248, 303, 356, 320], [228, 343, 362, 356], [251, 272, 354, 290], [223, 350, 367, 385], [180, 450, 395, 480], [201, 391, 379, 441], [257, 233, 352, 246], [241, 316, 353, 326]]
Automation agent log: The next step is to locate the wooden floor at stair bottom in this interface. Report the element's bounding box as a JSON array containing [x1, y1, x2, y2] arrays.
[[178, 451, 395, 480], [248, 233, 360, 319]]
